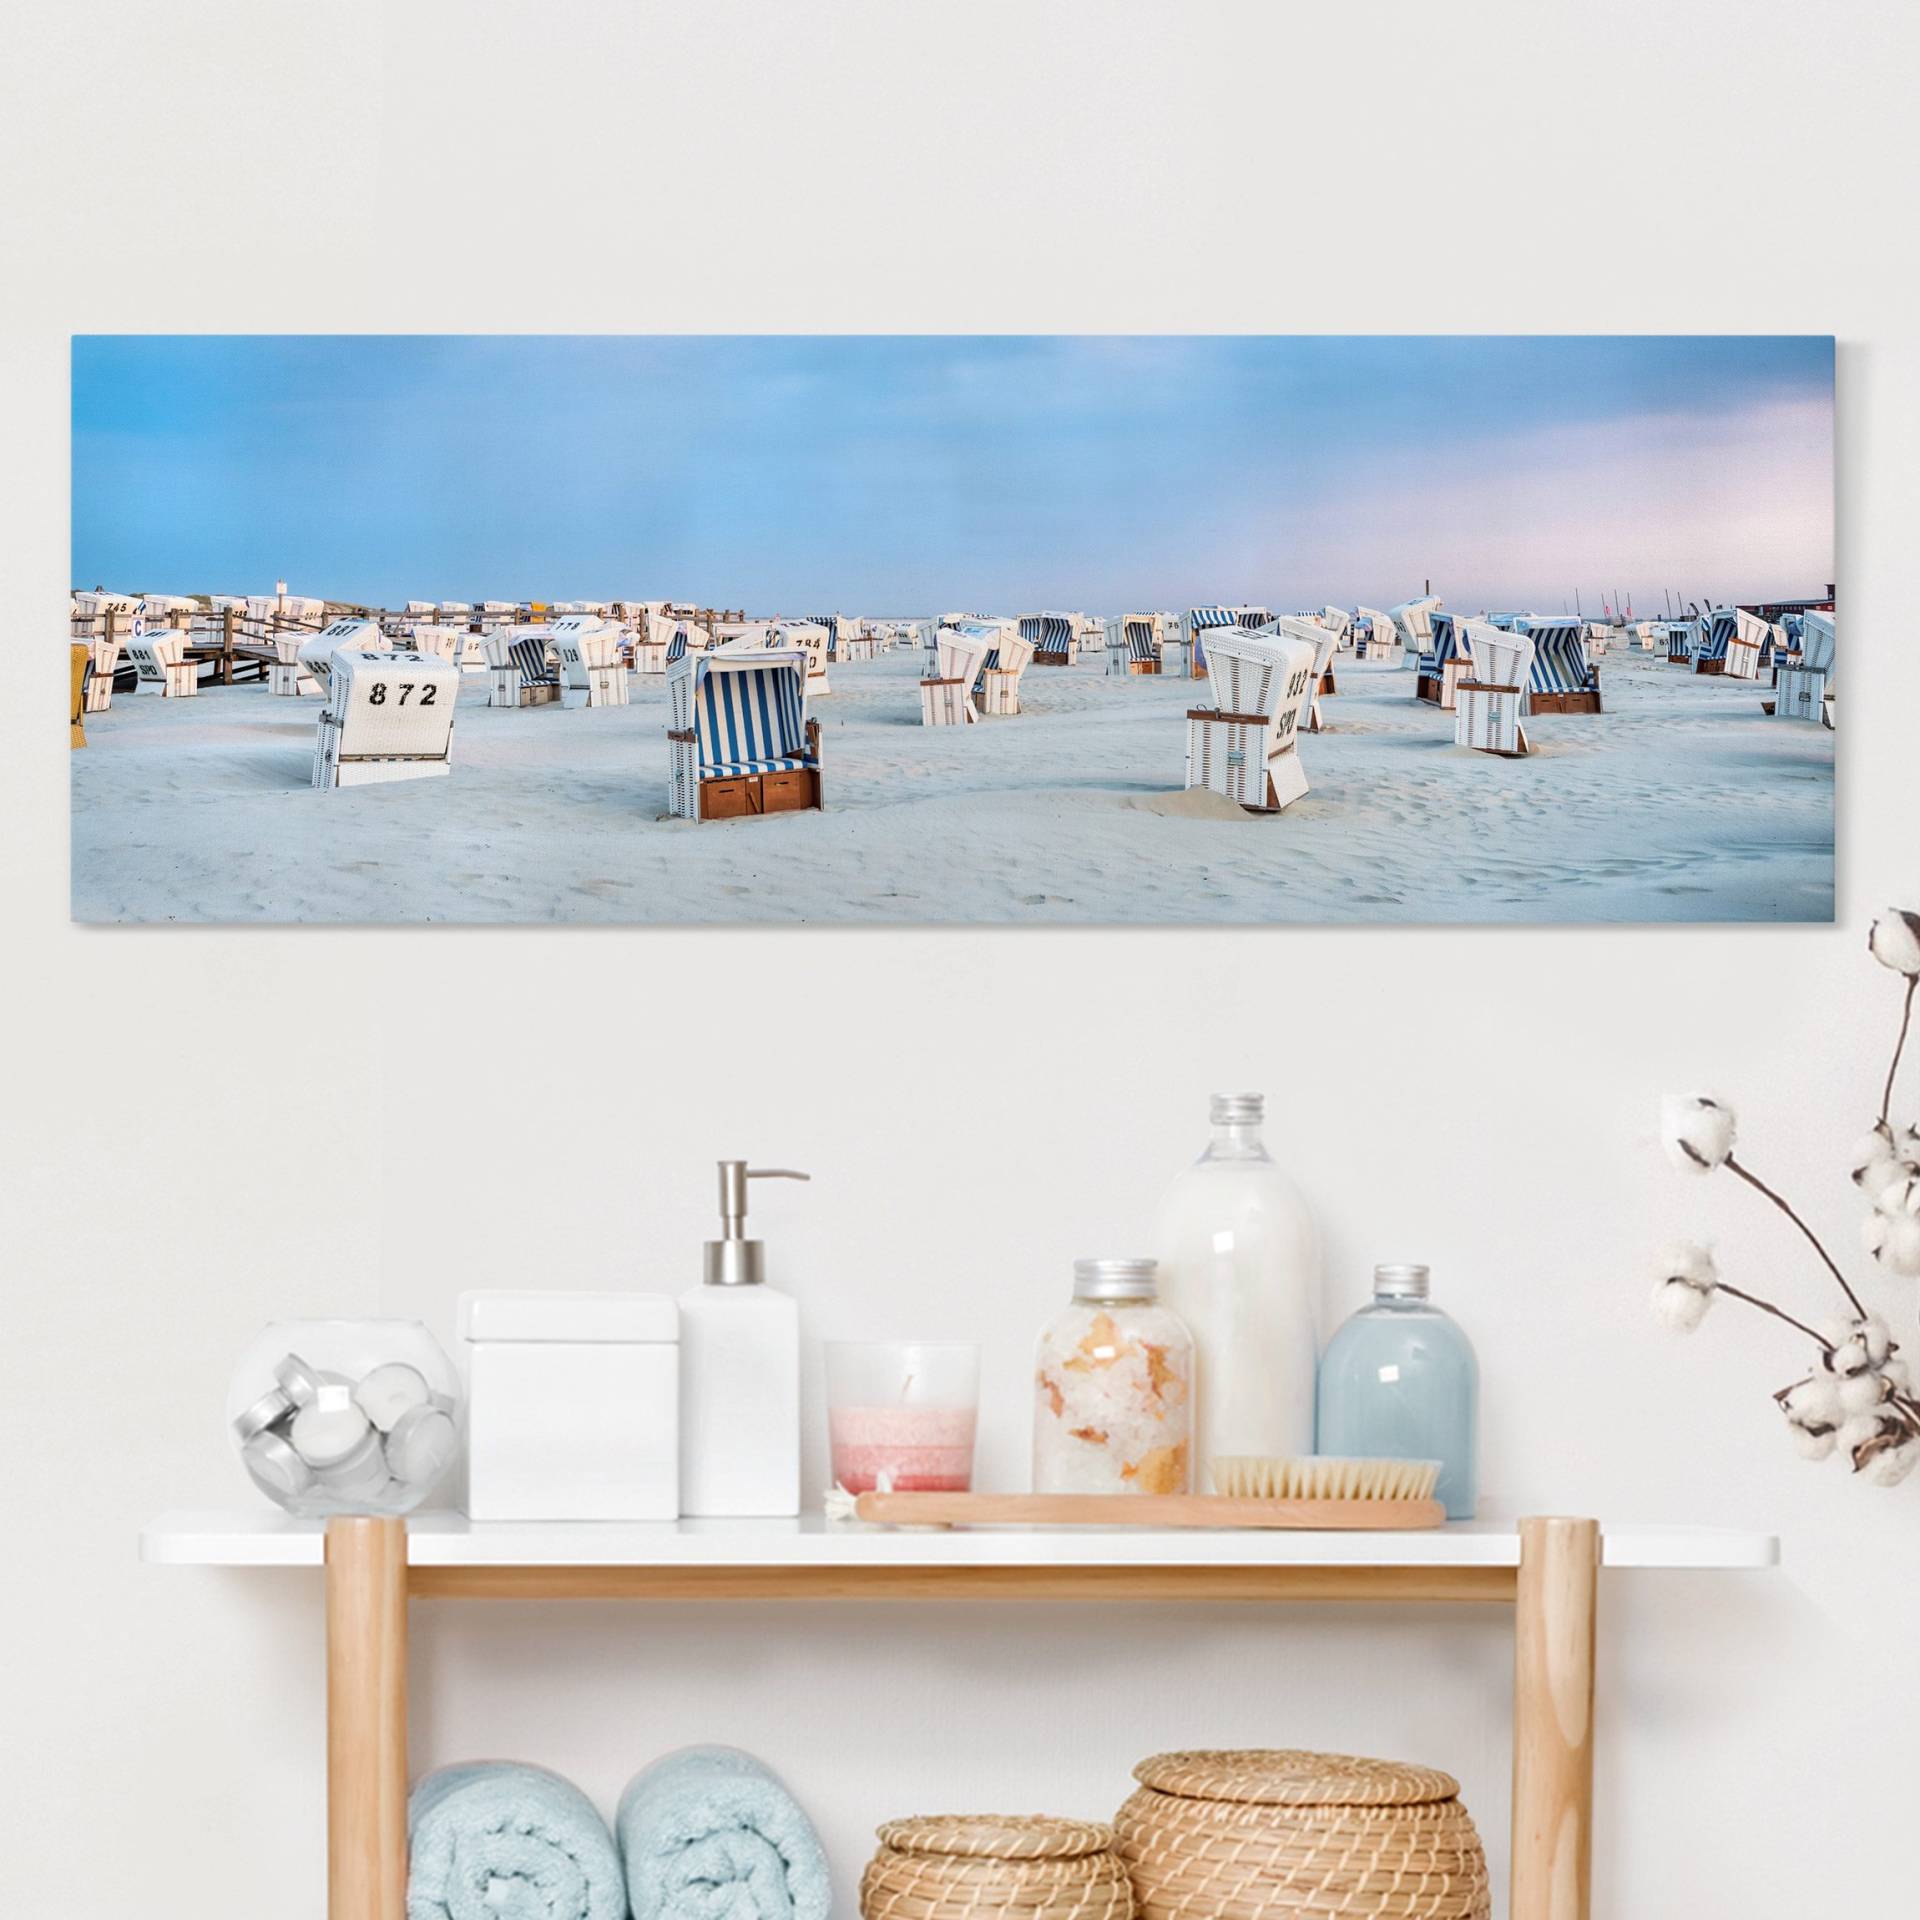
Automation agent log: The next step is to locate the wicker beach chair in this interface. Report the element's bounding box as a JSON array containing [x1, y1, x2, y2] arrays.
[[1184, 627, 1316, 813], [295, 617, 386, 699], [125, 627, 198, 698], [1021, 612, 1078, 667], [921, 624, 997, 727], [975, 626, 1036, 716], [1775, 609, 1834, 722], [1183, 604, 1272, 680], [1353, 606, 1401, 664], [1693, 608, 1739, 675], [1518, 616, 1603, 714], [549, 615, 630, 709], [1414, 611, 1475, 709], [1725, 609, 1777, 683], [1455, 621, 1536, 757], [1261, 616, 1341, 732], [312, 644, 459, 789], [668, 647, 822, 820], [482, 626, 560, 708]]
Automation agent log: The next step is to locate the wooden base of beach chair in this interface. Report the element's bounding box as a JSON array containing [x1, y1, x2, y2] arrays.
[[1527, 688, 1603, 717], [1775, 666, 1829, 723], [489, 670, 559, 708], [920, 677, 977, 726], [269, 662, 324, 697], [1319, 669, 1337, 695], [697, 765, 822, 820], [1456, 682, 1531, 757], [561, 665, 629, 709], [1126, 659, 1161, 676], [976, 669, 1023, 716], [1034, 652, 1071, 667], [1184, 710, 1309, 814], [1694, 657, 1725, 676], [1761, 700, 1776, 715]]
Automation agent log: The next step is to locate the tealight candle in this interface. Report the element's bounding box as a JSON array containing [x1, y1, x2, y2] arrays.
[[385, 1404, 457, 1489], [355, 1361, 431, 1433], [291, 1385, 372, 1469], [242, 1431, 314, 1502]]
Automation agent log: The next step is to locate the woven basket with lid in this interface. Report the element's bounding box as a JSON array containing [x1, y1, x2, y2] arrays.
[[861, 1814, 1135, 1920], [1114, 1751, 1489, 1920]]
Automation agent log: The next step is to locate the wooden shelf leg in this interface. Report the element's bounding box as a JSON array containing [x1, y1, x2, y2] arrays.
[[1510, 1516, 1599, 1920], [326, 1516, 408, 1920]]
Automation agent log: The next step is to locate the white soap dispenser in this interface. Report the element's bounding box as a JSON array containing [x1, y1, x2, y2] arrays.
[[678, 1160, 808, 1517]]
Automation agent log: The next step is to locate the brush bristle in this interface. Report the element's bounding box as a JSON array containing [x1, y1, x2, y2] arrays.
[[1211, 1456, 1441, 1502]]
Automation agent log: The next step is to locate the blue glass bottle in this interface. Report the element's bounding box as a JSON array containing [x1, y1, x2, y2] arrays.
[[1315, 1264, 1478, 1520]]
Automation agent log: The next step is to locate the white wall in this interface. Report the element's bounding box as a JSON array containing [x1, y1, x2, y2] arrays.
[[5, 3, 1918, 1914]]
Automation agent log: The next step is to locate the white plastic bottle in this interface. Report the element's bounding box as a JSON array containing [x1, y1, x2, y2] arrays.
[[678, 1162, 807, 1517], [1152, 1092, 1320, 1490]]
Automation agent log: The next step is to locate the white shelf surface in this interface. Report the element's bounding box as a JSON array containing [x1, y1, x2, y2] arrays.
[[142, 1510, 1779, 1572]]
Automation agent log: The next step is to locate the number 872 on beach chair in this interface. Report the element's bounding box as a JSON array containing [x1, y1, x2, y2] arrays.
[[667, 646, 823, 821], [311, 648, 459, 789]]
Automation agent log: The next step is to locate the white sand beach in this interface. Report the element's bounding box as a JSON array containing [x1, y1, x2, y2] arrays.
[[69, 646, 1834, 925]]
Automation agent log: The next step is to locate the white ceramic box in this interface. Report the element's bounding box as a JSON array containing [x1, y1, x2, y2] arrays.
[[460, 1291, 679, 1521]]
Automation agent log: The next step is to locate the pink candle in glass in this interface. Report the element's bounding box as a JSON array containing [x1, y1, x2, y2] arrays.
[[825, 1341, 980, 1495], [829, 1405, 978, 1493]]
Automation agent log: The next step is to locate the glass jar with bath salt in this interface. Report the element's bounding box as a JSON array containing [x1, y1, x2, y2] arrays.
[[1033, 1260, 1193, 1495]]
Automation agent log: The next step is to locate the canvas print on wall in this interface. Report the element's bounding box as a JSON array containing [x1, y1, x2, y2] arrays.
[[69, 335, 1835, 926]]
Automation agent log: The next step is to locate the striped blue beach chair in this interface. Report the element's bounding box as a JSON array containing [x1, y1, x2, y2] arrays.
[[1519, 616, 1602, 714], [1020, 612, 1077, 665], [1694, 609, 1738, 674], [1414, 611, 1474, 709], [667, 648, 821, 820], [1662, 620, 1696, 665], [807, 614, 840, 658]]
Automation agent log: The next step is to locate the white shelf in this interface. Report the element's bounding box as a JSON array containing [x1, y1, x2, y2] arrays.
[[142, 1509, 1778, 1572]]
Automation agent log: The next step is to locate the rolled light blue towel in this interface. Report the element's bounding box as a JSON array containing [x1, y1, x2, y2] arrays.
[[617, 1745, 830, 1920], [408, 1762, 628, 1920]]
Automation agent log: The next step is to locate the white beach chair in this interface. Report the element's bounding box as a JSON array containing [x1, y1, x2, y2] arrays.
[[667, 647, 821, 820], [976, 627, 1035, 716], [1353, 607, 1401, 665], [312, 645, 459, 789], [715, 622, 831, 699], [921, 625, 996, 726], [1518, 616, 1603, 714], [1183, 605, 1272, 681], [1319, 606, 1354, 653], [1455, 622, 1536, 757], [81, 618, 129, 713], [1263, 616, 1341, 731], [1413, 611, 1474, 710], [482, 626, 561, 707], [1184, 628, 1316, 813], [1726, 610, 1776, 683], [1775, 609, 1834, 722], [295, 617, 386, 698], [1390, 595, 1440, 663], [403, 624, 464, 665], [549, 615, 630, 709], [125, 627, 197, 698]]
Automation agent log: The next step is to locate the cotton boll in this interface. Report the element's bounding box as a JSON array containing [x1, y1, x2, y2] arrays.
[[1873, 1174, 1920, 1220], [1652, 1275, 1713, 1333], [1884, 1356, 1912, 1393], [1863, 1208, 1920, 1277], [1868, 909, 1920, 977], [1850, 1127, 1903, 1198], [1780, 1374, 1843, 1427], [1837, 1369, 1890, 1415], [1661, 1095, 1737, 1174], [1841, 1409, 1915, 1475], [1792, 1424, 1839, 1462], [1658, 1241, 1719, 1290], [1868, 1437, 1919, 1487]]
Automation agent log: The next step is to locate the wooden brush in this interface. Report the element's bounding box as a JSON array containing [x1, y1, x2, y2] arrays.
[[1210, 1456, 1442, 1502], [852, 1457, 1444, 1532]]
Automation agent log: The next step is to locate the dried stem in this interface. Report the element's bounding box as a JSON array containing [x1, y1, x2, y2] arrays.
[[1883, 976, 1917, 1128], [1725, 1155, 1867, 1319], [1715, 1281, 1833, 1350]]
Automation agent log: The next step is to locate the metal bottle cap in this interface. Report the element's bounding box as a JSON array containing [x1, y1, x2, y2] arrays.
[[702, 1161, 810, 1286], [1374, 1263, 1431, 1300], [1073, 1258, 1160, 1303], [1210, 1091, 1264, 1127]]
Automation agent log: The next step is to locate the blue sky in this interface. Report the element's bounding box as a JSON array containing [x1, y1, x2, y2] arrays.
[[71, 336, 1834, 615]]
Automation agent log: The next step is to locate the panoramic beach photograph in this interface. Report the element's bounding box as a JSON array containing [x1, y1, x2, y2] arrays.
[[68, 333, 1836, 926]]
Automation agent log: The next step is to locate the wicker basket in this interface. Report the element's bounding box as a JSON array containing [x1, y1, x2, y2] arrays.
[[1114, 1751, 1489, 1920], [862, 1814, 1135, 1920]]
